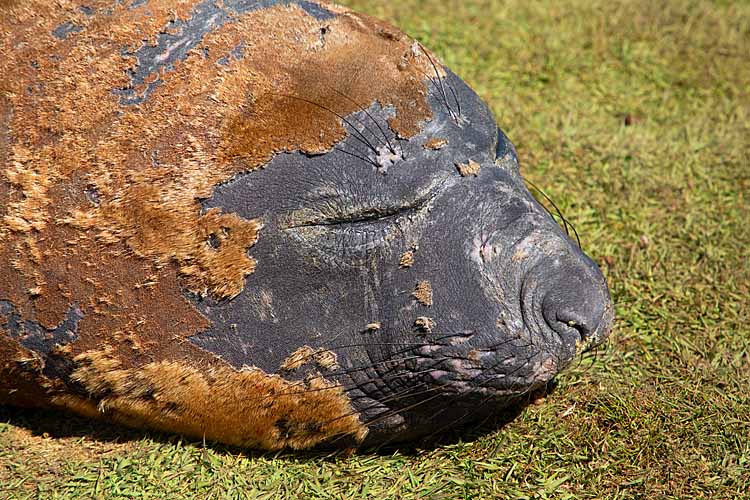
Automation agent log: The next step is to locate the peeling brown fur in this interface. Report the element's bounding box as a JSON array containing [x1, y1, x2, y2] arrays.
[[457, 159, 481, 177], [0, 0, 441, 449], [56, 349, 364, 450], [414, 316, 435, 334], [414, 280, 434, 306], [281, 346, 339, 372], [424, 137, 448, 150], [399, 250, 415, 268]]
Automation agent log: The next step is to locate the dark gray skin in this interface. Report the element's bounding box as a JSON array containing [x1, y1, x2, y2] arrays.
[[189, 69, 614, 446]]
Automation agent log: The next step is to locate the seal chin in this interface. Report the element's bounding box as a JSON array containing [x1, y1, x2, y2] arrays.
[[353, 347, 565, 447]]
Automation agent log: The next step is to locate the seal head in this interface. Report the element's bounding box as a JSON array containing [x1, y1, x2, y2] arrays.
[[198, 69, 614, 445]]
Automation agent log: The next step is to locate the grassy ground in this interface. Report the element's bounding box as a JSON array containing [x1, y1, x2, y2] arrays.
[[2, 0, 749, 498]]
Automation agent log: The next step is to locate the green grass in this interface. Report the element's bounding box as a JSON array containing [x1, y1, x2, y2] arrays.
[[2, 0, 749, 498]]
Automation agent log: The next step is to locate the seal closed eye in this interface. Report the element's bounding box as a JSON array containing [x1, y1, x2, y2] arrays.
[[0, 0, 614, 450]]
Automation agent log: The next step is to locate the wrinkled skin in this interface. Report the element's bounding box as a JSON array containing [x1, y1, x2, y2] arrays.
[[192, 70, 614, 445]]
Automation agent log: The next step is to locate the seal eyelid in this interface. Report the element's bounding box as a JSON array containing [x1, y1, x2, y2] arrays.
[[281, 176, 452, 230], [285, 204, 419, 229], [281, 196, 425, 230]]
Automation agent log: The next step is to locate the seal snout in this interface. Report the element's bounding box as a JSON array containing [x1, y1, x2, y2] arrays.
[[539, 259, 613, 351]]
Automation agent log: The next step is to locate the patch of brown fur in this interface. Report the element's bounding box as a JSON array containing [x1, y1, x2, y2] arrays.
[[0, 0, 22, 11], [456, 160, 482, 177], [0, 0, 439, 448], [1, 215, 216, 366], [467, 349, 482, 363], [281, 346, 339, 372], [414, 316, 435, 334], [0, 94, 12, 237], [424, 137, 448, 150], [399, 250, 415, 268], [457, 159, 481, 177], [221, 14, 434, 165], [55, 349, 365, 450], [0, 0, 438, 351], [414, 280, 434, 306], [70, 200, 261, 299]]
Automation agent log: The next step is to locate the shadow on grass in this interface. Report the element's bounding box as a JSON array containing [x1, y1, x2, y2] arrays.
[[0, 382, 554, 460]]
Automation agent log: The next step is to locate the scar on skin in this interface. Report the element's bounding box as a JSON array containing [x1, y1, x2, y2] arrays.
[[413, 280, 433, 306], [457, 159, 481, 177], [281, 346, 339, 371], [423, 137, 448, 150], [414, 316, 435, 334]]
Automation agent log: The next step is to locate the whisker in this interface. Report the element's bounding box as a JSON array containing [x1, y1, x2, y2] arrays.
[[368, 353, 535, 446], [322, 384, 449, 448], [360, 388, 447, 430], [314, 352, 473, 446], [349, 368, 444, 408], [319, 329, 480, 354], [270, 330, 480, 390], [266, 351, 449, 403], [414, 387, 505, 446], [454, 346, 538, 394], [417, 43, 458, 122], [525, 178, 582, 248], [246, 363, 416, 403], [327, 341, 440, 349], [413, 66, 457, 121], [333, 145, 380, 168], [332, 349, 560, 448], [525, 178, 569, 236], [447, 82, 462, 118], [324, 355, 421, 379], [332, 352, 450, 402], [328, 87, 397, 154], [315, 380, 445, 436]]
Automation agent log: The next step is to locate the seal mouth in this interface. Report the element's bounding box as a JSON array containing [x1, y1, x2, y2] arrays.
[[423, 366, 553, 398], [410, 336, 562, 401]]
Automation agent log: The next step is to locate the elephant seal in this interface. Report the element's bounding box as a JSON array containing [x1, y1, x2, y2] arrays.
[[0, 0, 614, 449]]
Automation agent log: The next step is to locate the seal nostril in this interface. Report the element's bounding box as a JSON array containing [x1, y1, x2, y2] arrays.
[[554, 310, 593, 341], [541, 274, 605, 344]]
